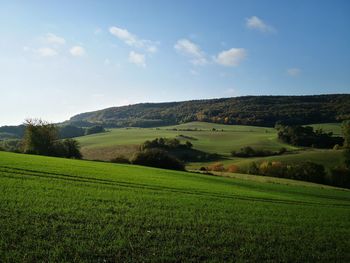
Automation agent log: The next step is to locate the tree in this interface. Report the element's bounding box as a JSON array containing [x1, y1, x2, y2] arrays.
[[85, 125, 105, 135], [22, 119, 82, 159], [61, 139, 82, 159], [130, 149, 184, 170], [23, 119, 59, 155]]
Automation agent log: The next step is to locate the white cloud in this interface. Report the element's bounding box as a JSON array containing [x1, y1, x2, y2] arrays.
[[70, 46, 85, 57], [287, 68, 301, 77], [128, 51, 146, 67], [37, 47, 58, 57], [246, 16, 275, 33], [45, 33, 66, 45], [214, 48, 246, 66], [109, 26, 157, 53], [174, 39, 207, 65]]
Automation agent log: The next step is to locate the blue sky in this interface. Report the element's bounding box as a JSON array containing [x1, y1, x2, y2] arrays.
[[0, 0, 349, 125]]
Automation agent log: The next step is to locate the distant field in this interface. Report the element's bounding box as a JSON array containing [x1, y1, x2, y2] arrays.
[[308, 122, 342, 136], [1, 151, 349, 261], [76, 121, 343, 171], [77, 122, 296, 161]]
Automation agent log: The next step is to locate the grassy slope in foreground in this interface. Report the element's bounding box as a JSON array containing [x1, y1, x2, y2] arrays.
[[1, 151, 350, 262]]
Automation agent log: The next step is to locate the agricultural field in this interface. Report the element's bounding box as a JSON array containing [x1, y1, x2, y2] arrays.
[[0, 151, 349, 262]]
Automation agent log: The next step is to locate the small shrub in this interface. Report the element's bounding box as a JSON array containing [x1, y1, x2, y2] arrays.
[[110, 155, 130, 164], [231, 146, 285, 158], [247, 162, 259, 174], [185, 141, 193, 149], [85, 125, 105, 135], [130, 149, 184, 171]]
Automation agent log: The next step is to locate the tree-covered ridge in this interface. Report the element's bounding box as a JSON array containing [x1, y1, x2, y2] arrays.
[[69, 94, 350, 127]]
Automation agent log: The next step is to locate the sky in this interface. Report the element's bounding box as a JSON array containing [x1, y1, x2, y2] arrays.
[[0, 0, 349, 125]]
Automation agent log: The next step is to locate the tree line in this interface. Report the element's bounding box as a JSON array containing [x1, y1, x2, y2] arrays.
[[69, 94, 350, 128]]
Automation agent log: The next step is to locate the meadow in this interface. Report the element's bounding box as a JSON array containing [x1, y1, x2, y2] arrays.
[[77, 122, 295, 160], [77, 122, 343, 171], [0, 151, 349, 262]]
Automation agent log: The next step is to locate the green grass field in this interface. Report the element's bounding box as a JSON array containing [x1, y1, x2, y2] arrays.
[[76, 122, 343, 172], [308, 123, 342, 136], [1, 151, 350, 262], [77, 122, 296, 160]]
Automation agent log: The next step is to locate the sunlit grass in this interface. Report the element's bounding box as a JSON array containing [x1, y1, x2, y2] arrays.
[[1, 151, 349, 261]]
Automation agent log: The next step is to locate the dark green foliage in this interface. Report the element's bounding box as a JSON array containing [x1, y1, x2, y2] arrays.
[[23, 119, 59, 156], [231, 146, 287, 157], [141, 137, 191, 151], [276, 124, 343, 148], [329, 167, 350, 188], [59, 125, 85, 139], [131, 149, 185, 170], [110, 155, 130, 164], [69, 94, 350, 128], [85, 125, 105, 135], [22, 119, 82, 159], [185, 141, 193, 148], [57, 139, 82, 159], [140, 137, 216, 163]]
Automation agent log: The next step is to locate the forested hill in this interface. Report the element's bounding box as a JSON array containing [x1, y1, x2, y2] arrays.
[[69, 94, 350, 128]]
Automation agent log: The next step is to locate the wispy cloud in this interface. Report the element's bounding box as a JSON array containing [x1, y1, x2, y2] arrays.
[[246, 16, 275, 33], [287, 68, 301, 77], [70, 46, 85, 57], [214, 48, 246, 66], [174, 39, 207, 65], [128, 51, 146, 67], [109, 26, 158, 53], [45, 33, 66, 45], [37, 47, 58, 57]]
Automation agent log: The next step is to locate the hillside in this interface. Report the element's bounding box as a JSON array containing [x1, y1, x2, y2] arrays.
[[69, 94, 350, 128], [1, 151, 350, 261], [77, 122, 295, 160]]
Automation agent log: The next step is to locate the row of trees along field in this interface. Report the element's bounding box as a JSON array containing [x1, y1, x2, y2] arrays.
[[246, 121, 350, 188]]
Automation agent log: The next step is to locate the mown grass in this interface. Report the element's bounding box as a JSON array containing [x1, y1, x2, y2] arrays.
[[0, 151, 350, 262]]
